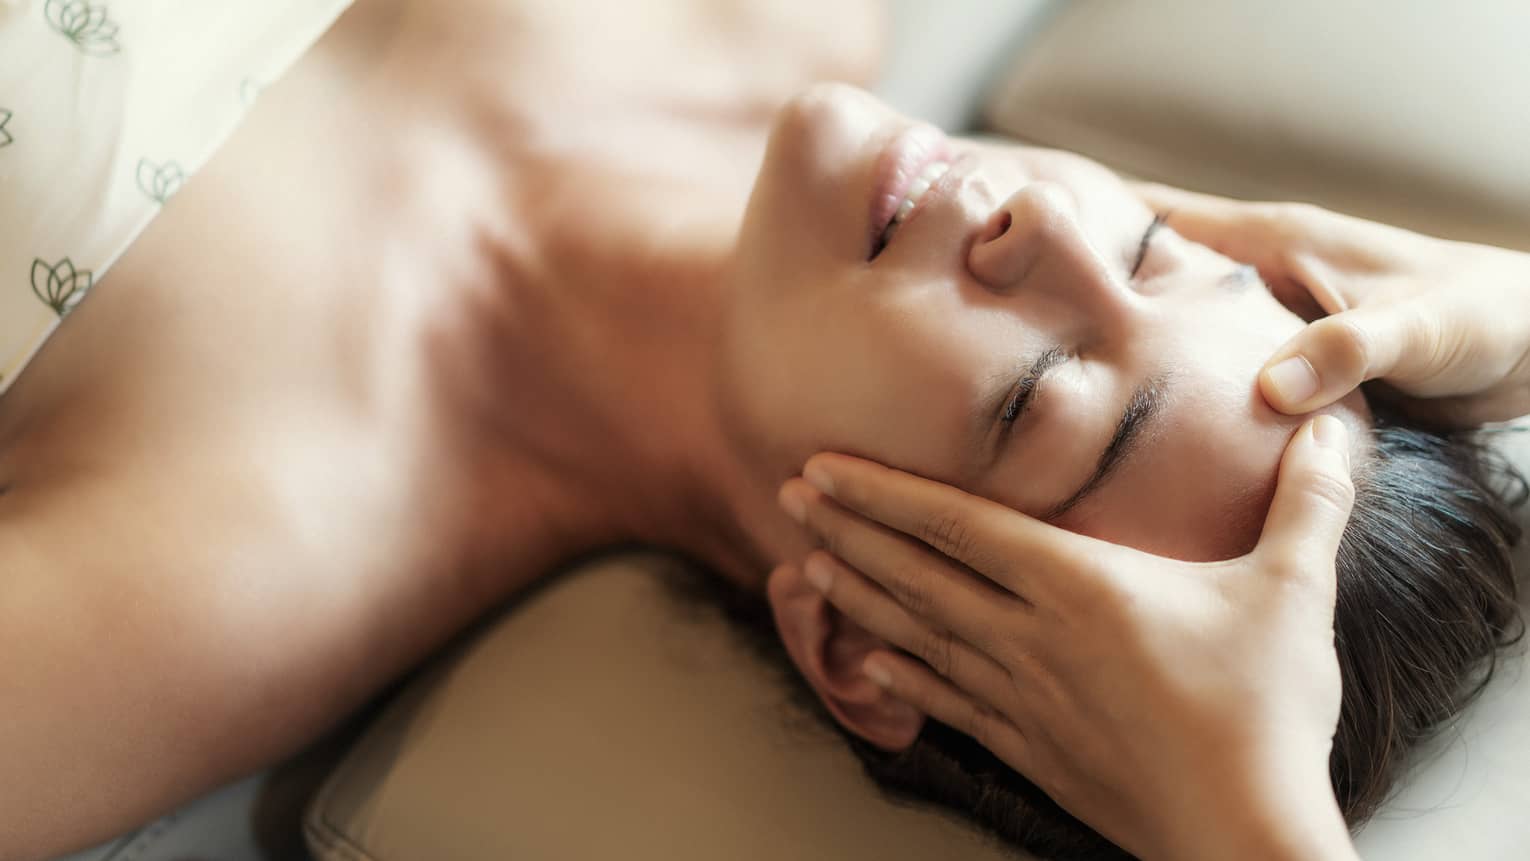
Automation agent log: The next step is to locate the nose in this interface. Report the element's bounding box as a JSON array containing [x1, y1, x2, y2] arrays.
[[967, 183, 1140, 321]]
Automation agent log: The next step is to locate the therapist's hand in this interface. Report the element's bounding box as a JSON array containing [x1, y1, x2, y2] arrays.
[[775, 416, 1361, 861], [1137, 184, 1530, 426]]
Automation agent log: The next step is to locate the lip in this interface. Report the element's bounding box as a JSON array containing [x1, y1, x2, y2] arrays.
[[867, 123, 952, 254], [888, 150, 976, 247]]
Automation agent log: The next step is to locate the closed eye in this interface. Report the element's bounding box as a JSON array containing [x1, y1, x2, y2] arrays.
[[1130, 212, 1168, 279], [1001, 346, 1067, 425]]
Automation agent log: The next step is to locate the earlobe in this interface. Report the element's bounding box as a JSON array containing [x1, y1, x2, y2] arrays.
[[767, 563, 925, 751]]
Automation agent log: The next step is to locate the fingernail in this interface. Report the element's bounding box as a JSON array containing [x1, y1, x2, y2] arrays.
[[1313, 414, 1349, 455], [803, 555, 834, 593], [1264, 356, 1319, 406], [863, 657, 892, 688], [778, 483, 807, 524], [803, 460, 835, 496]]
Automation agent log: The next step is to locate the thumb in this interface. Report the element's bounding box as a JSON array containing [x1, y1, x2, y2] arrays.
[[1254, 415, 1356, 578], [1259, 304, 1429, 413]]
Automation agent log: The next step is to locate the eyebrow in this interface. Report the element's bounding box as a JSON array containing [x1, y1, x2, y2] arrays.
[[971, 346, 1066, 473], [1001, 346, 1067, 425], [1040, 373, 1171, 520]]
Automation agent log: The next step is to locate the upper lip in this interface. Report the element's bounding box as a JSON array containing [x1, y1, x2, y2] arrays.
[[889, 152, 974, 246], [867, 123, 951, 254]]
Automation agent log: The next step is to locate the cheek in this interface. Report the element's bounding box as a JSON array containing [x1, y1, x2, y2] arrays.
[[721, 297, 896, 479]]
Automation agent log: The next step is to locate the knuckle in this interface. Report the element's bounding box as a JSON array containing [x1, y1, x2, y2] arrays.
[[889, 560, 934, 617], [1407, 307, 1461, 375], [1314, 314, 1373, 378], [1300, 468, 1356, 518], [814, 515, 846, 558], [918, 509, 976, 561], [1246, 200, 1287, 225], [964, 700, 1001, 748], [1276, 200, 1325, 228], [919, 627, 956, 677], [1248, 201, 1313, 242]]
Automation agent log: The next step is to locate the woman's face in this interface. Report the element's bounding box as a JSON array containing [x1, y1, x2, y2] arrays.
[[719, 85, 1365, 561]]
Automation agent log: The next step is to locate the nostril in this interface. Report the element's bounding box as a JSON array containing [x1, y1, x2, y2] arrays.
[[980, 211, 1012, 244]]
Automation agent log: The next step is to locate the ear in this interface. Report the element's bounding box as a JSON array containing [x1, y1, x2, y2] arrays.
[[767, 562, 925, 751]]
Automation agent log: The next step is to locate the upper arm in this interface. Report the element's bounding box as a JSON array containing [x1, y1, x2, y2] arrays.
[[0, 420, 490, 860], [0, 451, 349, 859]]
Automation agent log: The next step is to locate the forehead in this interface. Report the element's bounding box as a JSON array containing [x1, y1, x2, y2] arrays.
[[1054, 367, 1296, 560], [1017, 347, 1371, 563]]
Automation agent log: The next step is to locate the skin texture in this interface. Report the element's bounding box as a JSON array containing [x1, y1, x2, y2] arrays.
[[0, 1, 883, 856], [0, 1, 1418, 857], [712, 87, 1367, 842], [772, 420, 1365, 861], [1135, 184, 1530, 425], [718, 84, 1369, 566]]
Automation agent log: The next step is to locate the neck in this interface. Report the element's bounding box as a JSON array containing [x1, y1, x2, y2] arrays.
[[317, 0, 874, 598], [454, 166, 804, 593]]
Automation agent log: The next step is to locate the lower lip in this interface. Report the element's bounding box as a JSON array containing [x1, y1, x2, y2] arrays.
[[868, 124, 951, 249]]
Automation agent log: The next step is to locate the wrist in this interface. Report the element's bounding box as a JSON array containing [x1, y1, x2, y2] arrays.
[[1157, 802, 1356, 861], [1150, 759, 1358, 861]]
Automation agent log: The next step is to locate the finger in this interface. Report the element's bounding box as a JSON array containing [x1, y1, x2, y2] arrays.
[[1134, 185, 1373, 308], [862, 649, 1031, 768], [1131, 183, 1298, 274], [804, 551, 1014, 694], [1253, 415, 1355, 587], [796, 454, 1095, 598], [1259, 304, 1436, 413], [1133, 182, 1250, 220], [1134, 187, 1363, 328], [780, 478, 1028, 644], [1134, 183, 1344, 250]]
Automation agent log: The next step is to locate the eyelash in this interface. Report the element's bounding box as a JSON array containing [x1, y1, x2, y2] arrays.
[[998, 216, 1165, 426], [1001, 374, 1037, 423], [1130, 211, 1169, 278], [1001, 345, 1067, 424]]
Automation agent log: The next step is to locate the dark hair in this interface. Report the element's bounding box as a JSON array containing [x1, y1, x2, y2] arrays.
[[672, 410, 1526, 860]]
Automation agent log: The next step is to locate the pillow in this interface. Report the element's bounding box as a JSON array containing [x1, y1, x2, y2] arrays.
[[0, 0, 353, 394], [982, 1, 1530, 251], [304, 456, 1530, 861], [303, 553, 1026, 861]]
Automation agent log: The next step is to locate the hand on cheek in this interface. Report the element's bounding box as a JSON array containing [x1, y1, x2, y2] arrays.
[[774, 417, 1363, 861]]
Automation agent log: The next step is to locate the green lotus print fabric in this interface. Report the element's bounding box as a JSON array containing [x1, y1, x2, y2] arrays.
[[0, 0, 356, 394], [136, 158, 185, 204], [30, 257, 93, 317], [45, 0, 120, 57]]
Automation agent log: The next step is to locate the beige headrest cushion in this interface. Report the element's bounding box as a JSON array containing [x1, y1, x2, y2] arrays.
[[983, 1, 1530, 251], [304, 553, 1025, 860]]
